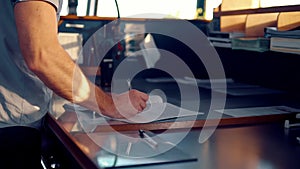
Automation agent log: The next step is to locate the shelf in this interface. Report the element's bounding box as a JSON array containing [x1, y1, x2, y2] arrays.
[[59, 15, 205, 22], [214, 5, 300, 17], [60, 15, 145, 21]]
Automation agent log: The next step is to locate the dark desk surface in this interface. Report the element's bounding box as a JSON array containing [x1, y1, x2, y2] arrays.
[[47, 80, 300, 169]]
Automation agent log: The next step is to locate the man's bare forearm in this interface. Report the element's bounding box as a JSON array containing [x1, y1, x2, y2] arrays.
[[14, 1, 111, 114]]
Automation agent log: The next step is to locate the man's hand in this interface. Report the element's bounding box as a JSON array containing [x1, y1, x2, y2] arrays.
[[101, 90, 149, 119]]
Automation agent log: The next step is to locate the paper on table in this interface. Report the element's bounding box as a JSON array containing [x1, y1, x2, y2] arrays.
[[214, 87, 284, 96], [66, 95, 203, 125], [145, 77, 184, 83], [183, 77, 258, 89], [183, 77, 284, 96], [122, 102, 202, 124], [215, 105, 300, 118]]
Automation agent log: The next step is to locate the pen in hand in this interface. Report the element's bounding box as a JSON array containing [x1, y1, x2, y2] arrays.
[[127, 78, 132, 90]]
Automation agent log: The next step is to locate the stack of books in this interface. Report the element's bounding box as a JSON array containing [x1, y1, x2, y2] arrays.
[[265, 27, 300, 55], [231, 37, 270, 52], [207, 31, 245, 48]]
